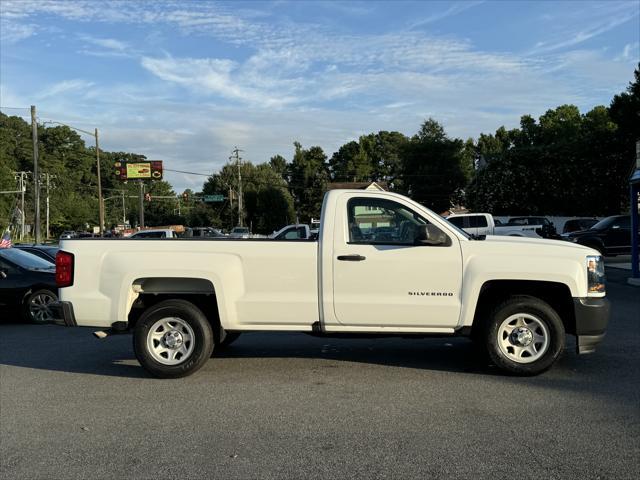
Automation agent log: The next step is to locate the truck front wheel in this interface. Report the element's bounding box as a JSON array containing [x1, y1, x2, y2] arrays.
[[484, 296, 565, 375], [133, 299, 214, 378]]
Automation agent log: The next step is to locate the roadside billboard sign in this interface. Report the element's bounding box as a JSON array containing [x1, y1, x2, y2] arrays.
[[114, 161, 163, 181]]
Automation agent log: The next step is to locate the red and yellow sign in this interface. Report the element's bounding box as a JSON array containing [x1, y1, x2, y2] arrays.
[[114, 161, 163, 181]]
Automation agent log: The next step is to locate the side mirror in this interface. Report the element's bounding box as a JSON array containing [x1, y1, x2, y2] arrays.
[[415, 225, 450, 246]]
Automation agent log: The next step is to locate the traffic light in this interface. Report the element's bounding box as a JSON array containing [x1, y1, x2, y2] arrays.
[[182, 192, 189, 202], [144, 193, 151, 202]]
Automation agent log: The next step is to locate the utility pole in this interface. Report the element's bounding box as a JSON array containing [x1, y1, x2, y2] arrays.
[[121, 190, 126, 226], [31, 106, 41, 244], [95, 128, 104, 236], [15, 172, 27, 241], [138, 181, 145, 228], [230, 147, 244, 227]]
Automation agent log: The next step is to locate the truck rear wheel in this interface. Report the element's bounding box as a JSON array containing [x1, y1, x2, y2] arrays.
[[484, 295, 565, 375], [133, 299, 214, 378]]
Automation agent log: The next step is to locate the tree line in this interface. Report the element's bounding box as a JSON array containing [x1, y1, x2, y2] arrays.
[[1, 66, 637, 237]]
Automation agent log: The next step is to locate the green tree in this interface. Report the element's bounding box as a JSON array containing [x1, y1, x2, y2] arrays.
[[401, 119, 469, 213], [269, 154, 287, 178], [288, 142, 329, 222], [202, 160, 294, 232]]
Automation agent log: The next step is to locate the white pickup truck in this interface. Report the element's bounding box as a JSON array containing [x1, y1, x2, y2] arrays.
[[447, 213, 549, 238], [52, 190, 609, 378]]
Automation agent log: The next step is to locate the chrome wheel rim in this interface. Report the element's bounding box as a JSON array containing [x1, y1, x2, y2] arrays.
[[497, 313, 549, 364], [147, 317, 195, 365], [29, 292, 56, 323]]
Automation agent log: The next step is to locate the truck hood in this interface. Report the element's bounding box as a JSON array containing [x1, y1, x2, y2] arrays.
[[480, 234, 597, 255]]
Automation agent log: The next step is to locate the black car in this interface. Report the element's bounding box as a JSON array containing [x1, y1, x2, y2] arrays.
[[563, 218, 599, 234], [564, 215, 638, 256], [13, 244, 59, 263], [0, 248, 58, 323]]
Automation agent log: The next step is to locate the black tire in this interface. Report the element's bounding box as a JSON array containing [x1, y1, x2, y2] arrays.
[[22, 289, 58, 324], [133, 299, 214, 379], [483, 295, 565, 376]]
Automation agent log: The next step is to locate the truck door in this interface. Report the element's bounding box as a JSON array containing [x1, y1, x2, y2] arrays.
[[607, 217, 631, 254], [332, 196, 463, 328]]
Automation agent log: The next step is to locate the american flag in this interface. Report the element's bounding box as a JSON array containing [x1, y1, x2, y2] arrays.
[[0, 231, 12, 249]]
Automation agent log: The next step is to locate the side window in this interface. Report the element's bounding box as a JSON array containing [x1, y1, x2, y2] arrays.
[[0, 259, 19, 275], [448, 217, 465, 228], [284, 229, 300, 239], [613, 217, 630, 229], [474, 215, 488, 228], [347, 197, 448, 245]]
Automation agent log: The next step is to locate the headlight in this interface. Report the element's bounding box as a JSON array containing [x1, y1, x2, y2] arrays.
[[587, 255, 606, 294]]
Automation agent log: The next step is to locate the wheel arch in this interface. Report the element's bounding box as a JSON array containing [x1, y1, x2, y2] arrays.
[[470, 280, 576, 337], [126, 277, 224, 341]]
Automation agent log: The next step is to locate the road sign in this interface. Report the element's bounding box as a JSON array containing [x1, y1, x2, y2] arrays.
[[204, 194, 225, 202]]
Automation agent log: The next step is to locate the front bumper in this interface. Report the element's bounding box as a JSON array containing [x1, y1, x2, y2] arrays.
[[50, 301, 77, 327], [573, 297, 609, 354]]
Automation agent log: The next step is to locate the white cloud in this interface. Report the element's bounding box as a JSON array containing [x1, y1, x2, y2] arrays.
[[530, 2, 639, 54], [36, 79, 95, 99], [141, 55, 298, 107], [0, 20, 36, 43], [79, 35, 129, 51], [408, 1, 484, 29]]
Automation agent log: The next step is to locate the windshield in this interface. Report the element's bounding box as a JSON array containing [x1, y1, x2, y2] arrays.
[[0, 248, 55, 270], [590, 217, 616, 231]]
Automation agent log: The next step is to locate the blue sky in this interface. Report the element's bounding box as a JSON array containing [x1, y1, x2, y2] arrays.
[[1, 0, 639, 192]]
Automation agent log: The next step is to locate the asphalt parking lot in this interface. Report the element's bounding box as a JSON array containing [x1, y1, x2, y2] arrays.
[[1, 269, 639, 480]]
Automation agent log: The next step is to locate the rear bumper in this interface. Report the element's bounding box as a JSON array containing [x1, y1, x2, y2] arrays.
[[573, 297, 609, 354], [50, 301, 77, 327]]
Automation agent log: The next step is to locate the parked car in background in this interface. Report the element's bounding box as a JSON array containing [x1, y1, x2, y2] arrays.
[[269, 224, 313, 240], [126, 229, 180, 239], [446, 213, 548, 238], [563, 215, 638, 256], [59, 231, 76, 240], [0, 248, 58, 323], [229, 227, 251, 238], [14, 244, 59, 263], [191, 227, 225, 238], [507, 217, 558, 239], [563, 218, 599, 234]]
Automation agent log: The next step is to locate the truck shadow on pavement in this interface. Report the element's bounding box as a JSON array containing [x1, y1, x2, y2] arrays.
[[0, 322, 603, 382]]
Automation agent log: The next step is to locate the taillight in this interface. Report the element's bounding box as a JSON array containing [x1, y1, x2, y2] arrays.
[[56, 251, 74, 287]]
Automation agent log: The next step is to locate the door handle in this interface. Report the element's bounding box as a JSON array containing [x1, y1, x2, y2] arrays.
[[337, 254, 366, 261]]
